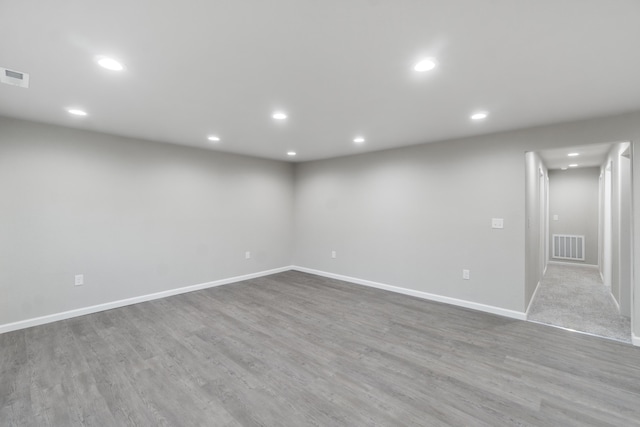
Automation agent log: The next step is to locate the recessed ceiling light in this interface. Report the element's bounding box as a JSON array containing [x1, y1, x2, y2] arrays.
[[287, 151, 296, 156], [569, 164, 578, 167], [561, 167, 568, 170], [272, 112, 287, 120], [568, 152, 579, 157], [353, 136, 365, 144], [67, 108, 88, 116], [414, 58, 437, 72], [97, 56, 124, 71], [471, 112, 488, 120], [207, 135, 221, 142]]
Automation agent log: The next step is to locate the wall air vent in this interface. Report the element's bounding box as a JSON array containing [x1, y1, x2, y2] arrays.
[[552, 234, 585, 261], [0, 67, 29, 88]]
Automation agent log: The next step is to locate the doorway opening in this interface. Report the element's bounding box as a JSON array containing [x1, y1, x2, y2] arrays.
[[525, 142, 634, 343]]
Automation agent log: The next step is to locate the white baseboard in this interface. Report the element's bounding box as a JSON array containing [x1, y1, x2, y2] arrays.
[[292, 266, 526, 321], [610, 293, 621, 312], [525, 280, 542, 316], [633, 334, 640, 347], [548, 260, 598, 268], [0, 266, 293, 335]]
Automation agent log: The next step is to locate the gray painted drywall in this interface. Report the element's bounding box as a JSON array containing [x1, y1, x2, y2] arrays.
[[618, 145, 632, 318], [294, 111, 640, 330], [548, 168, 599, 265], [294, 134, 526, 312], [0, 117, 294, 326], [525, 152, 548, 310], [601, 142, 633, 316]]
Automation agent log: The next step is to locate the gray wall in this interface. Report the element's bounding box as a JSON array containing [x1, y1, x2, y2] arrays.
[[0, 117, 294, 326], [548, 167, 599, 265], [525, 151, 548, 309], [294, 111, 640, 323], [294, 134, 526, 312], [601, 142, 633, 316], [618, 144, 632, 317]]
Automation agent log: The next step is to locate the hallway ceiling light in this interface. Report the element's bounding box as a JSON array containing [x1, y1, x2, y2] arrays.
[[353, 136, 365, 144], [272, 112, 287, 120], [569, 164, 578, 167], [568, 153, 580, 157], [471, 112, 488, 120], [207, 135, 221, 142], [414, 58, 437, 72], [67, 108, 88, 116], [97, 56, 125, 71], [287, 151, 296, 156], [561, 167, 568, 170]]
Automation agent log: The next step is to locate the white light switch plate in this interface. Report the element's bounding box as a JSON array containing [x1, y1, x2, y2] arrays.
[[491, 218, 504, 229]]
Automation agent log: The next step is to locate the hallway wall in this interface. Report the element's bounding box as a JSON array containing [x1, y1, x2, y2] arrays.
[[601, 142, 633, 316], [525, 152, 548, 308], [548, 167, 599, 265]]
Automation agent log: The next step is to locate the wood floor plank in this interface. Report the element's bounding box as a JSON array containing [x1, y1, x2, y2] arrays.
[[2, 270, 640, 426]]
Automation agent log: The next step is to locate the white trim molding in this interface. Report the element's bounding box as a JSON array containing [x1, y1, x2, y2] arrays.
[[548, 260, 599, 268], [526, 280, 542, 317], [0, 266, 293, 335], [610, 293, 621, 311], [633, 334, 640, 347], [293, 266, 526, 321]]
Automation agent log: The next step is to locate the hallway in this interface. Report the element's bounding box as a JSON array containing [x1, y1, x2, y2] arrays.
[[528, 263, 631, 343]]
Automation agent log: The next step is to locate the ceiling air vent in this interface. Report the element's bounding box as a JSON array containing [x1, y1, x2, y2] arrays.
[[0, 67, 29, 88]]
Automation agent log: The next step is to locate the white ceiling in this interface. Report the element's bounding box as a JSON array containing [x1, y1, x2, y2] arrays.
[[538, 142, 614, 171], [1, 0, 639, 162]]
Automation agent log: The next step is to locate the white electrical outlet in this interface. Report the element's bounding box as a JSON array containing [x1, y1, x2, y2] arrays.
[[331, 251, 336, 259], [245, 251, 251, 259], [491, 218, 504, 229], [75, 274, 84, 286], [462, 269, 470, 280]]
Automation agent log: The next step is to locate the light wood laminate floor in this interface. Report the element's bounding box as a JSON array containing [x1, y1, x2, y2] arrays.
[[2, 271, 640, 426]]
